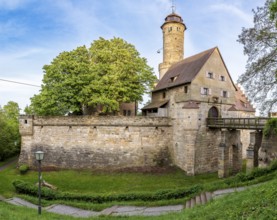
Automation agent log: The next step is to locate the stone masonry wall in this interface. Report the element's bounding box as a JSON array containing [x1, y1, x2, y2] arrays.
[[19, 116, 172, 170], [259, 133, 277, 167]]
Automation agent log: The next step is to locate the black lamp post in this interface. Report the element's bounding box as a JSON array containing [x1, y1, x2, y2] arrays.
[[35, 150, 44, 215]]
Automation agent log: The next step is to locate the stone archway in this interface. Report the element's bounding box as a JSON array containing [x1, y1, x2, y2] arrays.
[[208, 106, 219, 118]]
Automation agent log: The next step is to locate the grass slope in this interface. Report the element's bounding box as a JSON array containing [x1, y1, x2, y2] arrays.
[[0, 175, 276, 220]]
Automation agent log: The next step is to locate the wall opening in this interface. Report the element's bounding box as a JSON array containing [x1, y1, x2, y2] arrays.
[[208, 106, 219, 118]]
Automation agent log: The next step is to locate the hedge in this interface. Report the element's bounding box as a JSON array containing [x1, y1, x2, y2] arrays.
[[12, 180, 202, 203], [13, 160, 277, 203]]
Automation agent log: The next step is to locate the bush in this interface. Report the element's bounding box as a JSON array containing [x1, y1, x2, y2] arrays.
[[222, 160, 277, 187], [269, 159, 277, 171], [12, 180, 202, 203], [19, 164, 29, 174], [263, 118, 277, 137]]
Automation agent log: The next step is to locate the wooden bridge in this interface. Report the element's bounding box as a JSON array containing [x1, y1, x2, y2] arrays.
[[206, 117, 270, 130]]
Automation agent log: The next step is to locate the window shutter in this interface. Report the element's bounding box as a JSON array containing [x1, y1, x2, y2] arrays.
[[201, 87, 203, 95], [227, 91, 230, 97], [220, 90, 223, 97], [209, 88, 212, 95]]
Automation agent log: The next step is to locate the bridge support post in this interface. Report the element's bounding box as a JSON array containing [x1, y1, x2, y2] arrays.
[[218, 130, 242, 178], [246, 147, 254, 173], [246, 131, 262, 172], [232, 142, 242, 174], [218, 142, 229, 178]]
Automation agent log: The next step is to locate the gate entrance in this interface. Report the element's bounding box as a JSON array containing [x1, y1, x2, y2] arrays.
[[208, 106, 219, 118]]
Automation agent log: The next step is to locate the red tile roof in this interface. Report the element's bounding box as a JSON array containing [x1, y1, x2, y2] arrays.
[[228, 85, 255, 112]]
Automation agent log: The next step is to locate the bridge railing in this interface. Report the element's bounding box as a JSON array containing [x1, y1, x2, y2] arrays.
[[206, 117, 269, 130]]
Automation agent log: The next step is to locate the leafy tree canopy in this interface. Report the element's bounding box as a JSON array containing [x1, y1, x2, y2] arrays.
[[0, 101, 21, 161], [238, 0, 277, 115], [270, 0, 277, 26], [26, 37, 156, 116]]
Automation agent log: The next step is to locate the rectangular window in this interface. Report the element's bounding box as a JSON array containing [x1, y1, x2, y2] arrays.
[[222, 91, 228, 98], [207, 72, 214, 79], [123, 110, 131, 116], [163, 92, 166, 99], [127, 110, 131, 116], [184, 86, 188, 93], [220, 75, 225, 81], [201, 87, 209, 95]]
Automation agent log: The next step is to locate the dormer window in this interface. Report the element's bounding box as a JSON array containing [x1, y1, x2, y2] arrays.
[[170, 76, 178, 83]]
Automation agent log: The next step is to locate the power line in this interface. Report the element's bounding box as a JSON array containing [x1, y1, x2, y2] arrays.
[[0, 78, 41, 88]]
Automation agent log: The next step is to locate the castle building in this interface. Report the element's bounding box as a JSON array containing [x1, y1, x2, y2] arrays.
[[142, 12, 255, 118], [142, 10, 256, 174], [19, 10, 259, 177]]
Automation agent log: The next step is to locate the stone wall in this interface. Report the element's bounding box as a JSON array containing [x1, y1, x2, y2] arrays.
[[19, 116, 172, 170], [259, 133, 277, 167]]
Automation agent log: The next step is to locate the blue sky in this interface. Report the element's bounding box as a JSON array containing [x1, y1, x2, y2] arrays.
[[0, 0, 264, 111]]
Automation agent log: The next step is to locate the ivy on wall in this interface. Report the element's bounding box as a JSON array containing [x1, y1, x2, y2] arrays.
[[263, 118, 277, 137]]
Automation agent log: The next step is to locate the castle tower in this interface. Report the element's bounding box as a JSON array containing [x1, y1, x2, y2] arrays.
[[158, 11, 186, 79]]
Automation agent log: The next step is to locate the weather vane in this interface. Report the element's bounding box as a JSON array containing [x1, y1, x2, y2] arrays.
[[171, 0, 176, 13]]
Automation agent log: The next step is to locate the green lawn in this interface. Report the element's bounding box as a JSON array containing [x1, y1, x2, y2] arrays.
[[0, 161, 218, 197], [0, 159, 219, 210], [1, 157, 277, 217], [0, 174, 276, 220]]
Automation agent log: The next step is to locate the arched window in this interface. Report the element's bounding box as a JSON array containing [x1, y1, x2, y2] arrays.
[[208, 106, 219, 118]]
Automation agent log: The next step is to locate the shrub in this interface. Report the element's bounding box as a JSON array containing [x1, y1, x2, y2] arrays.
[[12, 180, 202, 203], [263, 118, 277, 137], [19, 164, 29, 174], [269, 159, 277, 171]]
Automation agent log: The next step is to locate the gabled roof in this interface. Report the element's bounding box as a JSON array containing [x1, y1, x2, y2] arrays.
[[228, 85, 255, 112], [154, 47, 237, 92], [154, 47, 216, 92]]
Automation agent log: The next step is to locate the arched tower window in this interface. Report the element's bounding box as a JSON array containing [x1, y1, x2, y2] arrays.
[[208, 106, 219, 118]]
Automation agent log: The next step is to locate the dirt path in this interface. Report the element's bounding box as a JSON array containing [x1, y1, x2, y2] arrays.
[[0, 157, 18, 171]]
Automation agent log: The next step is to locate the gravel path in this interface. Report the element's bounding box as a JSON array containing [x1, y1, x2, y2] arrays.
[[1, 185, 260, 218]]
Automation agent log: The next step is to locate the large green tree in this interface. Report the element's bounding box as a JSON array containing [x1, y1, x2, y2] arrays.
[[238, 0, 277, 115], [270, 0, 277, 26], [0, 101, 21, 161], [26, 37, 156, 116]]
